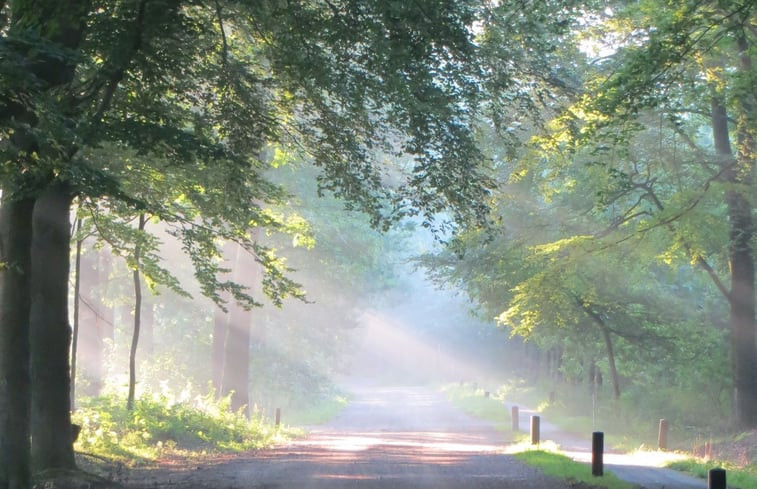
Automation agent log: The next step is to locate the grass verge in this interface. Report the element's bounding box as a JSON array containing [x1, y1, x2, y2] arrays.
[[515, 450, 635, 489], [282, 393, 350, 426], [666, 458, 757, 488], [441, 383, 510, 430]]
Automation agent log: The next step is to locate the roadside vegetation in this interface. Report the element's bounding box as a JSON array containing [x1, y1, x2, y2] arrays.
[[72, 392, 294, 465], [72, 387, 351, 466], [280, 393, 350, 427], [443, 381, 756, 487], [666, 458, 757, 489], [515, 451, 634, 489]]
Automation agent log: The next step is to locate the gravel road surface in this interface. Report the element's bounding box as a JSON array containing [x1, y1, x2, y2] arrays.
[[134, 386, 582, 488], [132, 385, 712, 489]]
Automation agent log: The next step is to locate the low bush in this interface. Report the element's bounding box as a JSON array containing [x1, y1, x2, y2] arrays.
[[73, 391, 291, 464]]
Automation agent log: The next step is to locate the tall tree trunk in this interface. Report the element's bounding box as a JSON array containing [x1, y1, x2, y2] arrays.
[[581, 304, 621, 400], [70, 217, 83, 409], [222, 300, 251, 416], [0, 197, 35, 489], [711, 80, 757, 428], [99, 250, 115, 343], [212, 305, 229, 398], [598, 325, 621, 400], [220, 243, 253, 417], [212, 240, 238, 399], [29, 182, 76, 471], [127, 214, 146, 411]]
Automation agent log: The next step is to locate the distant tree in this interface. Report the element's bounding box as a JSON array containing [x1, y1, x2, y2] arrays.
[[127, 213, 147, 411]]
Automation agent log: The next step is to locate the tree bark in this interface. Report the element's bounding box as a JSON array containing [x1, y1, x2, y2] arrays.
[[711, 83, 757, 428], [581, 304, 621, 400], [598, 324, 621, 400], [70, 218, 83, 409], [29, 182, 76, 471], [127, 214, 146, 410], [0, 197, 35, 489]]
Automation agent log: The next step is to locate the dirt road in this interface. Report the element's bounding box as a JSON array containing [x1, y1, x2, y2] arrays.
[[133, 386, 581, 489]]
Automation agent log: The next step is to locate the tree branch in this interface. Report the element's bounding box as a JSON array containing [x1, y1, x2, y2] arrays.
[[214, 0, 229, 68], [91, 0, 149, 128]]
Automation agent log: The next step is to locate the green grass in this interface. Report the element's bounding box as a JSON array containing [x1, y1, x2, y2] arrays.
[[73, 392, 294, 465], [442, 383, 510, 430], [283, 393, 349, 426], [515, 450, 635, 489], [666, 458, 757, 489]]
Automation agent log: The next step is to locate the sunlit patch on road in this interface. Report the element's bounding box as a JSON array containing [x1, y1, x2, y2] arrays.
[[294, 431, 502, 454]]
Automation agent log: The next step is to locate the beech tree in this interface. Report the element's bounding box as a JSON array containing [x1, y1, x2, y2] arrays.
[[423, 0, 754, 427], [571, 0, 757, 428], [1, 1, 492, 485]]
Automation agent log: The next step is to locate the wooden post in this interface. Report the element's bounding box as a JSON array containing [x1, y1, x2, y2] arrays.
[[658, 418, 668, 450], [592, 431, 604, 476], [275, 407, 281, 427], [704, 441, 712, 461], [511, 406, 519, 432], [530, 415, 540, 445], [708, 468, 726, 489]]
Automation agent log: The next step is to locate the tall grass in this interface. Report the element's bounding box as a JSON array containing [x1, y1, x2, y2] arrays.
[[73, 391, 293, 464]]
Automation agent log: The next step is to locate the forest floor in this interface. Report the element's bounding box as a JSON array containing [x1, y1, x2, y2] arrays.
[[74, 385, 718, 489]]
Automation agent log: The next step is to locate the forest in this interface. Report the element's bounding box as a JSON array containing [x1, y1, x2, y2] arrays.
[[1, 1, 756, 488]]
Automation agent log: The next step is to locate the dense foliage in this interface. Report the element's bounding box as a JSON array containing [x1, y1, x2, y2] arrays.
[[422, 0, 757, 432], [1, 1, 757, 487], [73, 391, 288, 463]]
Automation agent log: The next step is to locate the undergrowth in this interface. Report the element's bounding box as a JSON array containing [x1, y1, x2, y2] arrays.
[[73, 391, 294, 465]]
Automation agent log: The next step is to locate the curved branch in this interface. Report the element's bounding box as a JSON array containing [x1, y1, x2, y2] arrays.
[[214, 0, 229, 68], [91, 0, 149, 127]]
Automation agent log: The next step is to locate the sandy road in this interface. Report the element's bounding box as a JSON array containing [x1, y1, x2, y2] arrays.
[[131, 385, 715, 489], [135, 386, 580, 489]]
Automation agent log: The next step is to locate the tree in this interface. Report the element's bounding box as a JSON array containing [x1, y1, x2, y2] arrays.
[[1, 0, 91, 479], [127, 213, 147, 410], [0, 197, 34, 488], [29, 182, 76, 470], [420, 1, 745, 421], [1, 1, 494, 483], [570, 0, 757, 428]]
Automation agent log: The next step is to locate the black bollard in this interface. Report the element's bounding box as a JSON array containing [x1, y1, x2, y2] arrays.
[[708, 468, 726, 489], [511, 406, 519, 432], [592, 431, 604, 476], [530, 415, 540, 445]]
